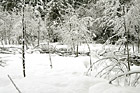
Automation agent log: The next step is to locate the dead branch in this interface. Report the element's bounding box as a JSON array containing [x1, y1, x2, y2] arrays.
[[8, 75, 22, 93]]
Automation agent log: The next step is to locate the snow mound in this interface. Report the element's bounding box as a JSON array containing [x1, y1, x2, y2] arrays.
[[104, 86, 140, 93], [67, 77, 106, 93], [89, 82, 140, 93], [0, 78, 10, 87], [89, 82, 114, 93]]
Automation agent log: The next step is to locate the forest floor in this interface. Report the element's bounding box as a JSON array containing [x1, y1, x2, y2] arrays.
[[0, 44, 140, 93]]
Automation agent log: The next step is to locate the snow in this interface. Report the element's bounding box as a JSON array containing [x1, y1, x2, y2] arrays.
[[0, 44, 140, 93], [89, 82, 140, 93], [89, 82, 114, 93]]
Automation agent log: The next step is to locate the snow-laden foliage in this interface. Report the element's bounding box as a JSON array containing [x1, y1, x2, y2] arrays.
[[58, 14, 93, 50]]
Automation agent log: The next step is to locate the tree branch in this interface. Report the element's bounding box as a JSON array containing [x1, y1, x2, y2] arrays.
[[109, 70, 140, 84], [8, 75, 22, 93]]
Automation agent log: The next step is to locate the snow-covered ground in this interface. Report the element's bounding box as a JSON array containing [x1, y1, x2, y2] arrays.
[[0, 44, 140, 93]]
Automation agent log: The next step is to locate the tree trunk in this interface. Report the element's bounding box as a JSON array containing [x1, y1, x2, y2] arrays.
[[44, 0, 53, 69], [123, 5, 130, 71], [48, 41, 53, 69], [37, 31, 40, 46], [132, 43, 134, 53], [138, 30, 140, 53], [22, 0, 26, 77], [131, 36, 135, 53], [0, 40, 4, 48], [75, 44, 79, 57], [126, 30, 130, 71], [72, 43, 75, 54], [4, 22, 7, 45], [37, 18, 40, 46], [8, 14, 13, 45], [47, 27, 53, 69]]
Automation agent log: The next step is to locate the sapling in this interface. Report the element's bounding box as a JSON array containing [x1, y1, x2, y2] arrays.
[[22, 0, 26, 77]]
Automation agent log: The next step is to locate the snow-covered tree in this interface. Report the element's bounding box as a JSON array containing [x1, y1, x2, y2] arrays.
[[58, 12, 93, 57]]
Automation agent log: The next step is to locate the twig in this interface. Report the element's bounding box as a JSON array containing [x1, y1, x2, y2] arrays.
[[8, 75, 22, 93]]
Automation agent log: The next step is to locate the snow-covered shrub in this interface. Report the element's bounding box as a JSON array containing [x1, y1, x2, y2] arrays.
[[109, 70, 140, 87], [39, 44, 56, 53], [86, 46, 140, 87], [56, 47, 72, 56]]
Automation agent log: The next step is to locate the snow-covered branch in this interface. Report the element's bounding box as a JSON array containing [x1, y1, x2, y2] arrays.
[[109, 70, 140, 84]]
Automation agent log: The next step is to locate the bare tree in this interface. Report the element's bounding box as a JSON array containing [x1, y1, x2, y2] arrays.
[[22, 0, 26, 77]]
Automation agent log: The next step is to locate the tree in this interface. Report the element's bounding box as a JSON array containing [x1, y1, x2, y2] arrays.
[[115, 0, 140, 71], [0, 0, 22, 45], [22, 0, 26, 77]]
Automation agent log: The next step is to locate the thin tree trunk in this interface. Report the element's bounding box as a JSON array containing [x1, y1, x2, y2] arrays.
[[22, 0, 26, 77], [0, 40, 4, 48], [138, 30, 140, 53], [126, 32, 130, 71], [47, 27, 53, 69], [123, 5, 130, 71], [8, 14, 13, 45], [72, 41, 75, 54], [75, 44, 79, 57], [4, 22, 7, 45], [48, 41, 53, 69], [132, 36, 135, 53], [24, 22, 29, 50], [37, 18, 40, 46], [44, 0, 53, 69], [132, 42, 134, 53], [38, 31, 40, 46]]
